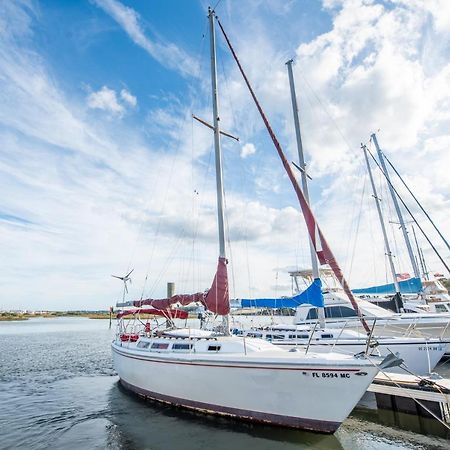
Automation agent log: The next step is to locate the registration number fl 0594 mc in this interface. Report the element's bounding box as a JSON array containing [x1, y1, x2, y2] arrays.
[[312, 372, 350, 378]]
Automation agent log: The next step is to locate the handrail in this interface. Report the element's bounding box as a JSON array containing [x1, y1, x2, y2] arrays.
[[365, 318, 377, 355], [305, 321, 319, 355], [331, 320, 349, 352]]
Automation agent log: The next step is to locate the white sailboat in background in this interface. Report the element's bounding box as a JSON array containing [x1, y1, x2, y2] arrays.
[[233, 59, 450, 373], [111, 7, 395, 434], [289, 268, 450, 338], [352, 135, 450, 314]]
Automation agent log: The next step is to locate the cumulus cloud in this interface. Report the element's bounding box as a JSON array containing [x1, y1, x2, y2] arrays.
[[87, 86, 137, 115], [87, 86, 123, 114], [1, 0, 449, 310], [217, 0, 450, 285], [240, 142, 256, 158]]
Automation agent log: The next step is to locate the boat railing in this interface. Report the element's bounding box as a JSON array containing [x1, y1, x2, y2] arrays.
[[440, 321, 450, 340], [330, 320, 350, 352], [305, 321, 319, 355], [365, 319, 378, 355]]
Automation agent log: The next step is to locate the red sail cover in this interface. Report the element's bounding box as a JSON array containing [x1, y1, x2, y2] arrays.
[[133, 257, 229, 315], [133, 292, 205, 309], [203, 257, 230, 315], [116, 308, 188, 319]]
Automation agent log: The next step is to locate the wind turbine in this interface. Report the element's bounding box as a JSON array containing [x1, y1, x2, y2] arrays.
[[111, 269, 134, 302]]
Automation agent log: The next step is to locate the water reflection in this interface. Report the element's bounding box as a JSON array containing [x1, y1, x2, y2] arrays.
[[1, 318, 449, 450], [107, 381, 344, 450]]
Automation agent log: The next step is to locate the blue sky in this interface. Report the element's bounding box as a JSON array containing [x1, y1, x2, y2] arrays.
[[1, 0, 449, 310]]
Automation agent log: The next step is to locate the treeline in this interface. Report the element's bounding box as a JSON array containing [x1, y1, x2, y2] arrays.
[[0, 310, 110, 321]]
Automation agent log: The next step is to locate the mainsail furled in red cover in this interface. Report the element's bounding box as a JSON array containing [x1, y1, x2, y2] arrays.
[[133, 257, 229, 315], [203, 257, 230, 315], [217, 18, 369, 332], [116, 308, 189, 320], [134, 293, 205, 310]]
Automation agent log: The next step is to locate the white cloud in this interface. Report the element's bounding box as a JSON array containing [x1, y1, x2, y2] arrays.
[[1, 0, 449, 311], [120, 88, 137, 107], [94, 0, 199, 78], [87, 86, 124, 114], [0, 2, 303, 309], [216, 0, 450, 285], [87, 86, 137, 115], [240, 142, 256, 158]]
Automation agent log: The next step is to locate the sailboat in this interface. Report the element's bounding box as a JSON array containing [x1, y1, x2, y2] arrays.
[[353, 136, 450, 319], [232, 59, 449, 375], [112, 7, 395, 434]]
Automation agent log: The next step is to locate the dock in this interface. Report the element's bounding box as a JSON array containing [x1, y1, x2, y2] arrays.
[[361, 372, 450, 424]]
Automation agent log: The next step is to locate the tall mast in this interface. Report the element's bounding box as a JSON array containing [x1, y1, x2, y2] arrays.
[[209, 8, 226, 259], [363, 145, 401, 296], [371, 133, 421, 279], [286, 59, 325, 327], [412, 224, 428, 281], [208, 7, 229, 333]]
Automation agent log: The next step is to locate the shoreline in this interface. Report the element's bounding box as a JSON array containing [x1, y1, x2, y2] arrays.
[[0, 312, 111, 322]]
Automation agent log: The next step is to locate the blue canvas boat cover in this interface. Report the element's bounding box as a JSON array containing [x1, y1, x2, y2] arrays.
[[352, 277, 422, 295], [240, 278, 324, 308]]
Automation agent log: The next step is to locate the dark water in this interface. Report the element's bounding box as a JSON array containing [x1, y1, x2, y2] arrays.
[[1, 318, 450, 450]]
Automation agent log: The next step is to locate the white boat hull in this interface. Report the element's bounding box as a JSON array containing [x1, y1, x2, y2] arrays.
[[340, 319, 450, 339], [112, 339, 379, 433], [274, 340, 446, 375]]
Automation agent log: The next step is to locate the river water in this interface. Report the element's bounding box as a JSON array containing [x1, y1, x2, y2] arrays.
[[0, 317, 449, 450]]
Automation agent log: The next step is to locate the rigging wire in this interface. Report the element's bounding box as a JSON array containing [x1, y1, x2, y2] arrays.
[[216, 15, 371, 332], [146, 229, 189, 298], [347, 173, 367, 281], [223, 187, 236, 301], [187, 16, 209, 294], [382, 152, 450, 252], [139, 142, 183, 299], [365, 171, 379, 287], [217, 39, 256, 301], [365, 146, 450, 275], [365, 356, 450, 433], [380, 155, 402, 278], [217, 41, 238, 301], [343, 162, 365, 276], [211, 0, 224, 13], [140, 18, 209, 300], [297, 71, 359, 159]]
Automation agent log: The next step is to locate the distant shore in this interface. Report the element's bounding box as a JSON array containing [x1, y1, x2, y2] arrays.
[[0, 311, 111, 321]]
